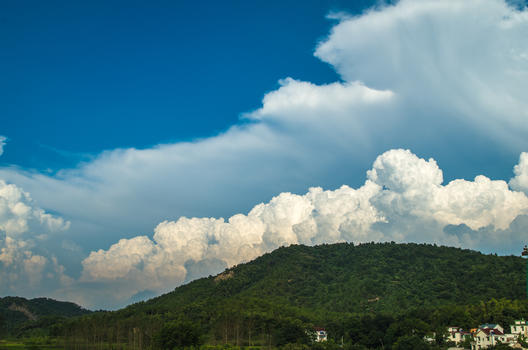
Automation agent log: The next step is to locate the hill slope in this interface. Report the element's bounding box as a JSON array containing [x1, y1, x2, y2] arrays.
[[138, 242, 524, 313], [57, 242, 528, 348], [0, 296, 90, 337]]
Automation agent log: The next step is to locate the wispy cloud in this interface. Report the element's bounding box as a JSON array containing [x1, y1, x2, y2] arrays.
[[0, 136, 7, 157], [37, 142, 93, 162]]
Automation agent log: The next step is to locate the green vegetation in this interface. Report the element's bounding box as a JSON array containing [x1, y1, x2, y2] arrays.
[[0, 338, 62, 349], [3, 242, 528, 349], [0, 296, 90, 341]]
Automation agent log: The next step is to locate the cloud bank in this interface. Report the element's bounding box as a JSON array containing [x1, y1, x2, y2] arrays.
[[1, 0, 528, 308], [2, 148, 528, 308]]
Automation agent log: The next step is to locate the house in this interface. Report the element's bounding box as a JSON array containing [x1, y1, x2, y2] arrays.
[[478, 324, 504, 334], [447, 327, 472, 345], [511, 320, 528, 337], [314, 327, 327, 342], [471, 327, 517, 350], [471, 328, 504, 349]]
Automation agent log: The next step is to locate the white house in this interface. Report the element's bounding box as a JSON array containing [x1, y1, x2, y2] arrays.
[[471, 327, 517, 350], [314, 328, 327, 342], [447, 327, 471, 345], [511, 320, 528, 337]]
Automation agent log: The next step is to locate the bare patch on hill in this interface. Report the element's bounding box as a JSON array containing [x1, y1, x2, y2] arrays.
[[8, 303, 38, 321], [214, 270, 234, 282]]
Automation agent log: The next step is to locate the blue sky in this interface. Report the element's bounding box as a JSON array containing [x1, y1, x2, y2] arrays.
[[2, 0, 515, 181], [1, 0, 365, 171], [1, 0, 528, 309]]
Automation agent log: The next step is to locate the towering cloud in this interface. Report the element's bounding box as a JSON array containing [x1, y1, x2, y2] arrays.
[[315, 0, 528, 145]]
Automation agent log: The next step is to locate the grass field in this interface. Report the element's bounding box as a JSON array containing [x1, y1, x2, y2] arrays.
[[0, 339, 62, 349]]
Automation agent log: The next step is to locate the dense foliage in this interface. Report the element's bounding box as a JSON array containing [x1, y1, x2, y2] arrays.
[[0, 296, 90, 338], [5, 242, 528, 349]]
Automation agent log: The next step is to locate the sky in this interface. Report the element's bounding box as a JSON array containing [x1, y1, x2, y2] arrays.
[[1, 0, 528, 309]]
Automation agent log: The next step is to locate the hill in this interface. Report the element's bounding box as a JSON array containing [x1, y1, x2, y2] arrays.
[[141, 242, 524, 313], [51, 243, 528, 348], [0, 296, 90, 337]]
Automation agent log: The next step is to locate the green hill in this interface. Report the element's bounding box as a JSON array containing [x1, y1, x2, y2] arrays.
[[0, 296, 90, 338], [55, 242, 528, 349], [142, 242, 523, 313]]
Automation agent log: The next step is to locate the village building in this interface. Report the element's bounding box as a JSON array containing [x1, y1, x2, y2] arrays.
[[471, 328, 504, 349], [470, 325, 518, 350], [511, 320, 528, 337], [314, 327, 328, 342], [447, 327, 472, 344]]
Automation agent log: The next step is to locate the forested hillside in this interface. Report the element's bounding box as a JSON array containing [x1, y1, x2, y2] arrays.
[[53, 242, 528, 349], [0, 296, 90, 337]]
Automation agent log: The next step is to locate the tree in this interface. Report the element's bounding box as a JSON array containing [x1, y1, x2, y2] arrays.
[[273, 319, 311, 346], [392, 335, 431, 350], [154, 321, 202, 349]]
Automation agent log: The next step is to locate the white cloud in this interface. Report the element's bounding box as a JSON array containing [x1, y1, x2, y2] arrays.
[[369, 149, 528, 231], [1, 0, 528, 308], [0, 1, 526, 252], [77, 149, 528, 308], [315, 0, 528, 146], [0, 136, 6, 156], [0, 77, 397, 254], [1, 148, 527, 309], [248, 78, 394, 121], [0, 180, 71, 297], [0, 180, 69, 238], [510, 152, 528, 194]]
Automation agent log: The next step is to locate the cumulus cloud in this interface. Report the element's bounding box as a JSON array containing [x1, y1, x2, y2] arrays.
[[510, 152, 528, 194], [77, 149, 528, 308], [0, 180, 71, 297], [0, 136, 6, 156], [369, 150, 528, 231], [0, 180, 69, 238]]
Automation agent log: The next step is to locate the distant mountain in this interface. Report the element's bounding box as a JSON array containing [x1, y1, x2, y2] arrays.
[[56, 242, 528, 348], [0, 296, 90, 337]]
